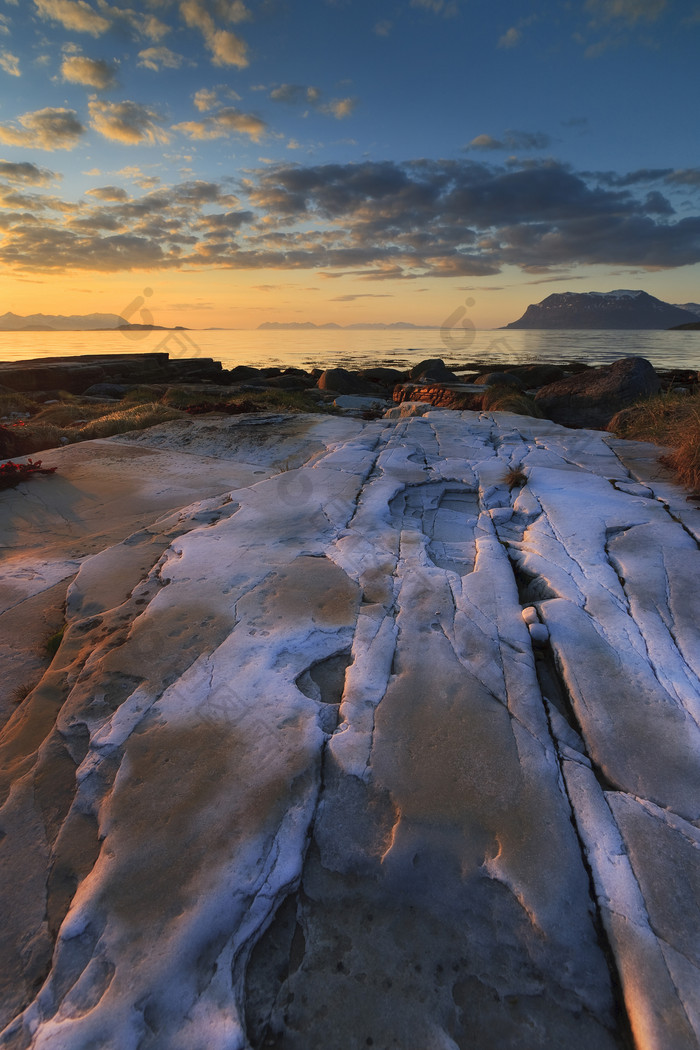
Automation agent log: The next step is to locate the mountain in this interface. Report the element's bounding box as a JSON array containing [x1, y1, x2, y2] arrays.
[[257, 321, 438, 330], [502, 291, 700, 330], [0, 311, 126, 331], [675, 302, 700, 318]]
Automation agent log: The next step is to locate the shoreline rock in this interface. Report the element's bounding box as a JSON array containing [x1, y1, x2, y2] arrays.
[[1, 411, 699, 1046]]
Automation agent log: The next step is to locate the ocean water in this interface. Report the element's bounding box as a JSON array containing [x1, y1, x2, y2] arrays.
[[0, 327, 699, 373]]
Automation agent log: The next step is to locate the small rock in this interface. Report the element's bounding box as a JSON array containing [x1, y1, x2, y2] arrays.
[[529, 623, 550, 646]]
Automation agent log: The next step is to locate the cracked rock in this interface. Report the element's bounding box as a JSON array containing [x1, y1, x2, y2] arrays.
[[1, 410, 699, 1049]]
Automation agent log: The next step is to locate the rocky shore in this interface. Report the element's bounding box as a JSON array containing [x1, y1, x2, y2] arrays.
[[1, 354, 699, 1049], [1, 351, 697, 461]]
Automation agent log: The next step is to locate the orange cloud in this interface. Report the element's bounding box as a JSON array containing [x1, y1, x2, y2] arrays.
[[33, 0, 110, 37], [61, 54, 117, 88], [174, 107, 266, 142], [0, 107, 85, 150], [88, 98, 171, 145]]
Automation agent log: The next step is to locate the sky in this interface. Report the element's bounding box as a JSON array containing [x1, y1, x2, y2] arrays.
[[0, 0, 698, 329]]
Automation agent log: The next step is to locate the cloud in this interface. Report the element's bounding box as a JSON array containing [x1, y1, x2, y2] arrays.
[[2, 158, 699, 279], [179, 0, 249, 67], [0, 160, 56, 185], [374, 19, 392, 35], [468, 130, 552, 152], [141, 14, 171, 41], [270, 83, 321, 104], [0, 107, 85, 150], [0, 50, 19, 76], [61, 54, 117, 88], [269, 84, 352, 119], [410, 0, 459, 16], [667, 169, 700, 188], [193, 87, 219, 111], [85, 185, 130, 201], [116, 166, 161, 189], [33, 0, 110, 36], [321, 97, 357, 119], [330, 293, 393, 300], [591, 167, 673, 186], [88, 98, 171, 145], [498, 27, 521, 48], [137, 46, 185, 71], [173, 107, 267, 141], [585, 0, 667, 23]]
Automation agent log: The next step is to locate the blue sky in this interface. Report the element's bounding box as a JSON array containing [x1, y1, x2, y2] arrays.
[[0, 0, 698, 327]]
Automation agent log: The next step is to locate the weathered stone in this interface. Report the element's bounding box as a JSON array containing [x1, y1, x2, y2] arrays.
[[408, 357, 456, 382], [393, 382, 483, 409], [357, 366, 405, 384], [1, 409, 699, 1049], [83, 383, 129, 398], [316, 367, 375, 394], [535, 355, 661, 428], [507, 363, 569, 387], [473, 370, 525, 388], [0, 353, 223, 395], [227, 365, 261, 381]]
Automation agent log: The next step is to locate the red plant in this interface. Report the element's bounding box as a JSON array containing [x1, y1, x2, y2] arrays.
[[0, 458, 57, 490]]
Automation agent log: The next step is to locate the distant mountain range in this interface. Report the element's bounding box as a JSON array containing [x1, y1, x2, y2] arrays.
[[0, 311, 126, 331], [503, 291, 699, 330], [257, 321, 439, 330]]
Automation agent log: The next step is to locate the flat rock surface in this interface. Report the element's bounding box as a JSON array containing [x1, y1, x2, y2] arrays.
[[1, 409, 699, 1049]]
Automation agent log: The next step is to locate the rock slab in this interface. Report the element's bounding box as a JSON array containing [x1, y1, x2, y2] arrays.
[[0, 408, 699, 1049]]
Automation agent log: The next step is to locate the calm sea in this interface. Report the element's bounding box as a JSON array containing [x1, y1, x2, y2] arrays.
[[0, 328, 699, 373]]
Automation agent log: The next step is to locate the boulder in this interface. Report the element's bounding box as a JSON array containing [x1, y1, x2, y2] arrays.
[[317, 368, 374, 395], [408, 358, 457, 383], [264, 374, 316, 390], [358, 367, 406, 385], [473, 371, 524, 389], [228, 365, 261, 381], [535, 356, 661, 429], [507, 364, 569, 387], [393, 383, 482, 410], [83, 383, 130, 399]]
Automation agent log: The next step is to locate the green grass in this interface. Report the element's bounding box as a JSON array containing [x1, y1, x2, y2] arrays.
[[45, 626, 65, 657]]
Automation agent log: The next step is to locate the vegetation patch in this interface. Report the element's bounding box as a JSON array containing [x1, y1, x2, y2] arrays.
[[481, 384, 544, 417], [0, 458, 57, 489], [502, 466, 528, 490], [608, 389, 700, 493], [45, 626, 65, 657], [76, 403, 182, 440]]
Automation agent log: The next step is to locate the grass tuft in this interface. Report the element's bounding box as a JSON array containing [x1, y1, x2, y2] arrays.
[[76, 403, 183, 440], [45, 626, 65, 657], [608, 389, 700, 493], [10, 682, 34, 705], [502, 466, 528, 490]]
